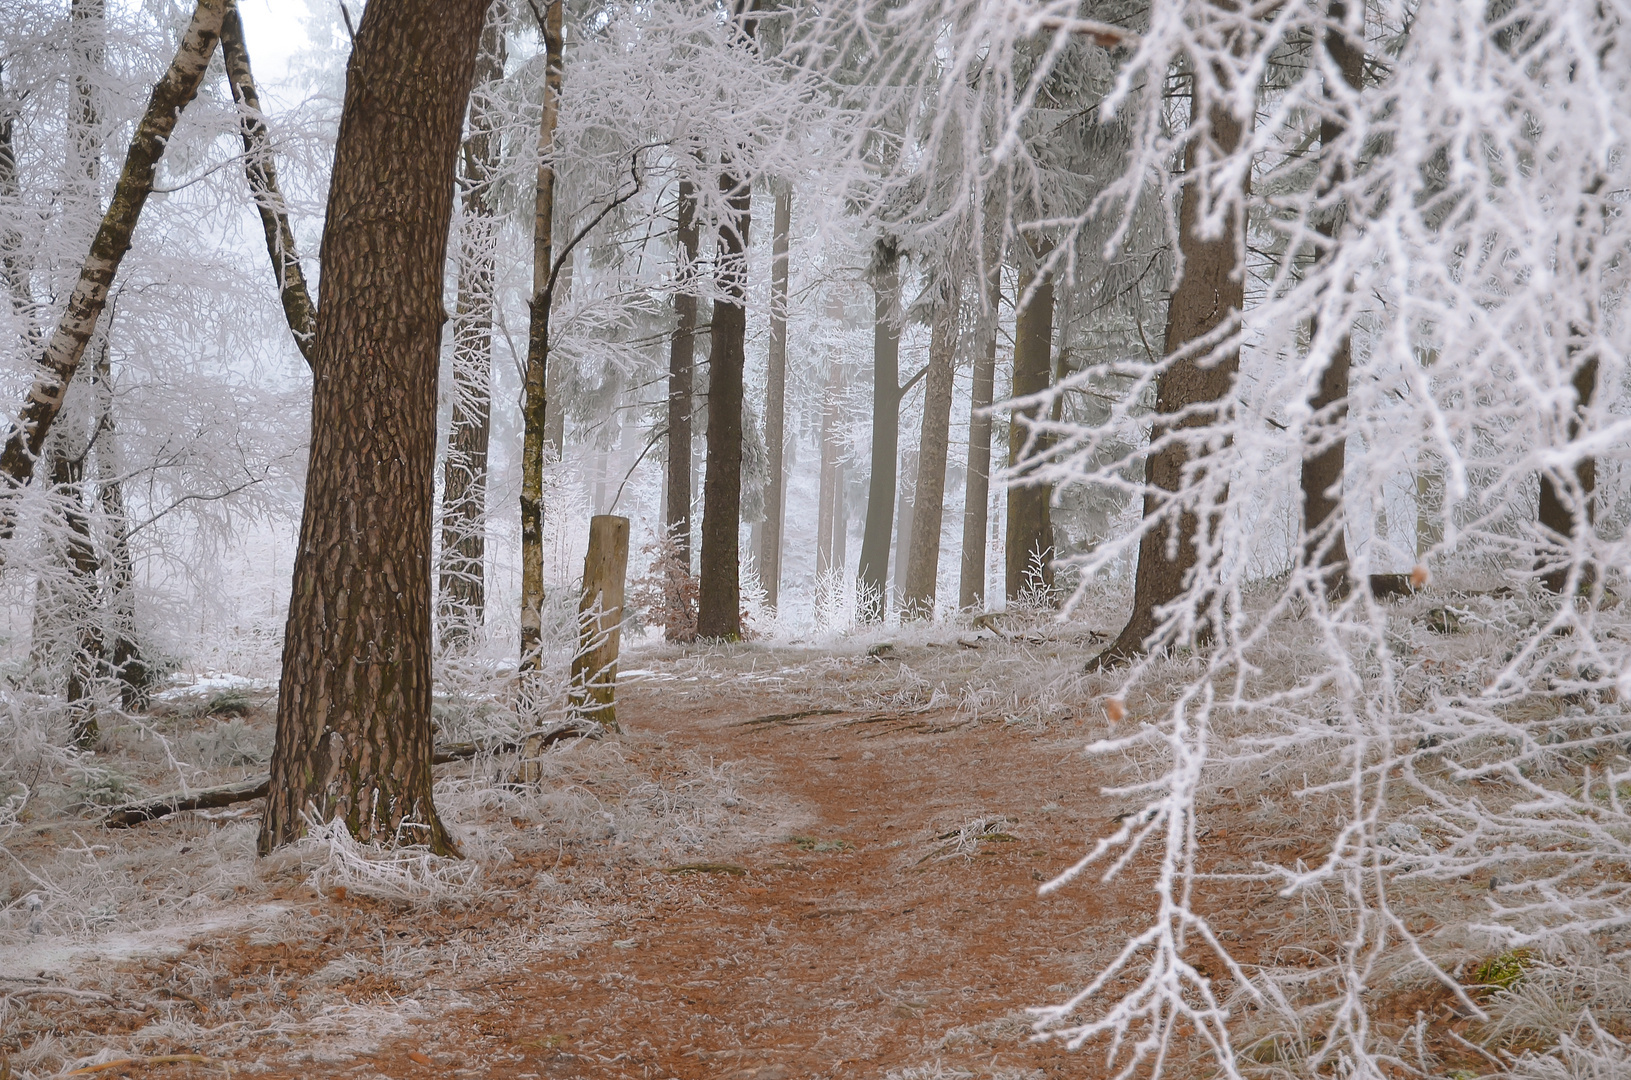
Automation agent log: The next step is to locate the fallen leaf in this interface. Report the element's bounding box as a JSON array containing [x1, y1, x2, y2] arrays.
[[408, 1051, 432, 1066]]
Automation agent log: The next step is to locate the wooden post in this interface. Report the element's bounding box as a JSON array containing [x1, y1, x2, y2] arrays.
[[570, 515, 630, 730]]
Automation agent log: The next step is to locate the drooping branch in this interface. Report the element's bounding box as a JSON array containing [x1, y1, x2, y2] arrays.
[[220, 0, 317, 367], [0, 0, 227, 511]]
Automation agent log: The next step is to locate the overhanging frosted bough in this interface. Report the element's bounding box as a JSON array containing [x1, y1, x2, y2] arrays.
[[0, 0, 227, 530]]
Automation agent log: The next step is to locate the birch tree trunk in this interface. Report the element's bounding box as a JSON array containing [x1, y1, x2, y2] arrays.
[[1096, 94, 1249, 667], [756, 183, 792, 610], [519, 0, 563, 688], [1297, 0, 1365, 598], [1006, 259, 1055, 601], [0, 0, 226, 504], [260, 0, 490, 856], [437, 8, 506, 650], [857, 239, 901, 622], [902, 285, 960, 619], [221, 0, 316, 366]]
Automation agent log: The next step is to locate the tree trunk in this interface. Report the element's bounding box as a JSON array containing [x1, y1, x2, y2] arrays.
[[1006, 259, 1055, 602], [260, 0, 490, 856], [902, 287, 959, 619], [569, 515, 629, 729], [1297, 0, 1365, 598], [893, 448, 916, 606], [437, 9, 506, 651], [519, 0, 563, 686], [0, 64, 40, 344], [695, 164, 753, 640], [1096, 96, 1249, 667], [959, 258, 1000, 612], [856, 239, 901, 622], [92, 335, 145, 710], [756, 183, 792, 610], [815, 359, 844, 609], [221, 0, 316, 366], [0, 0, 225, 505], [662, 178, 700, 641], [1537, 357, 1598, 592]]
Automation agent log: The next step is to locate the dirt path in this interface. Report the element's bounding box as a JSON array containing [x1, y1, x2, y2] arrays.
[[312, 684, 1133, 1080]]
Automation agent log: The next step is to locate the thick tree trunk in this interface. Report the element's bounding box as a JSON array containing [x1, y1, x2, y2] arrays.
[[958, 259, 1000, 611], [519, 0, 563, 684], [260, 0, 490, 856], [1297, 0, 1365, 598], [0, 0, 225, 505], [857, 240, 901, 623], [220, 0, 317, 366], [55, 444, 103, 747], [1096, 98, 1249, 667], [696, 166, 753, 640], [756, 183, 792, 610], [902, 287, 959, 620], [1006, 260, 1055, 602], [437, 10, 506, 650]]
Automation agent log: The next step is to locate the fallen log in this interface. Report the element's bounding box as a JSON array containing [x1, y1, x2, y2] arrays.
[[104, 722, 601, 827]]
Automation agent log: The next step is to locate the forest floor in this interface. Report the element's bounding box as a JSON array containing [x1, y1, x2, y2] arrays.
[[0, 607, 1564, 1078]]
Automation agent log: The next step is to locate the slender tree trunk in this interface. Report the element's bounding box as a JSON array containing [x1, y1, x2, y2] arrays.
[[959, 258, 999, 612], [437, 9, 506, 650], [857, 239, 901, 622], [92, 341, 144, 711], [902, 285, 959, 619], [0, 0, 226, 504], [1006, 258, 1055, 601], [695, 165, 753, 639], [815, 360, 843, 608], [260, 0, 490, 856], [519, 0, 563, 685], [893, 448, 916, 604], [663, 179, 700, 641], [1297, 0, 1365, 598], [0, 64, 39, 344], [756, 183, 792, 610], [1096, 95, 1249, 667], [1537, 357, 1598, 592], [55, 441, 102, 746]]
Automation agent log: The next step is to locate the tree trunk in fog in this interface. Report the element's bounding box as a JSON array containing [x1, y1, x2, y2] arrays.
[[437, 9, 506, 651], [221, 0, 317, 367], [756, 183, 792, 610], [695, 0, 760, 641], [1096, 97, 1248, 668], [902, 286, 960, 620], [1297, 0, 1365, 599], [959, 259, 999, 612], [1006, 258, 1054, 602], [893, 449, 915, 605], [0, 0, 225, 506], [815, 360, 844, 609], [519, 0, 563, 684], [857, 240, 903, 622], [663, 178, 700, 640], [696, 166, 753, 640], [261, 0, 489, 856]]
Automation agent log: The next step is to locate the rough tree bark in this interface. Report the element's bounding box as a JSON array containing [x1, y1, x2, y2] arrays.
[[0, 0, 226, 505], [1297, 0, 1365, 598], [437, 8, 507, 650], [756, 183, 792, 610], [695, 0, 760, 641], [958, 258, 1000, 611], [665, 179, 699, 560], [1006, 257, 1055, 602], [902, 282, 960, 619], [857, 240, 903, 623], [519, 0, 563, 684], [260, 0, 490, 856], [1095, 93, 1249, 668], [220, 0, 316, 366]]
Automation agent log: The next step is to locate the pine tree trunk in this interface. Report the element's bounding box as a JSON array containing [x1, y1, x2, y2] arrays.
[[695, 165, 753, 640], [857, 240, 901, 622], [519, 0, 563, 686], [260, 0, 490, 856], [902, 286, 959, 620], [1097, 97, 1249, 667], [815, 359, 843, 608], [1297, 0, 1365, 598], [221, 0, 316, 366], [437, 10, 506, 650], [959, 258, 999, 612], [1006, 260, 1055, 601], [756, 183, 792, 610], [0, 0, 226, 504]]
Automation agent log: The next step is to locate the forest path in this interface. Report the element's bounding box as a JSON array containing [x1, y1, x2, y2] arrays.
[[359, 680, 1133, 1080]]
